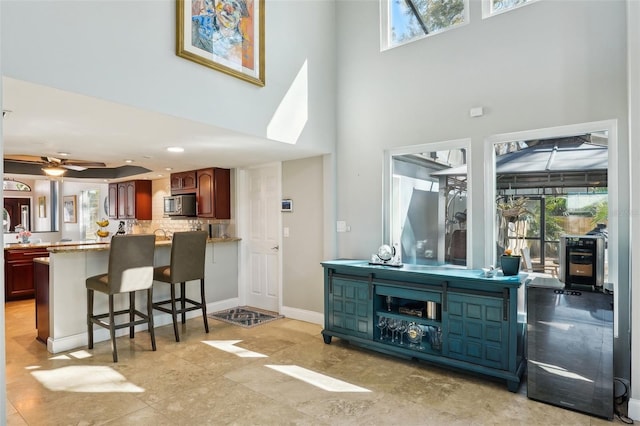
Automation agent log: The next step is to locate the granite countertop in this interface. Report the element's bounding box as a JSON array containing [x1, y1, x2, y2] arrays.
[[4, 240, 110, 250], [46, 236, 241, 253]]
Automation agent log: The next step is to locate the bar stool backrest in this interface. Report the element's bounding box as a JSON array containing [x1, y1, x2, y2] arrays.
[[108, 234, 156, 294], [169, 231, 208, 283]]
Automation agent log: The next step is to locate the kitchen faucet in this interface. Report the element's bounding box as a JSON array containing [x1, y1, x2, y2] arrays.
[[153, 228, 172, 239]]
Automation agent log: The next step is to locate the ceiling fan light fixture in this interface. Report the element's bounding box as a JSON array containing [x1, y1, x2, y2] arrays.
[[42, 166, 66, 177]]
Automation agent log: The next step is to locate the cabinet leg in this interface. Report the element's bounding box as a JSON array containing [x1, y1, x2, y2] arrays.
[[507, 380, 520, 393], [322, 333, 332, 344]]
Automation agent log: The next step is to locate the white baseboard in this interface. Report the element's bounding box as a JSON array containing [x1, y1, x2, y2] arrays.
[[280, 305, 323, 325], [47, 297, 241, 354], [628, 397, 640, 421]]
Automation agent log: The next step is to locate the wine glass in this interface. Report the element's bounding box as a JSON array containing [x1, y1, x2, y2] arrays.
[[387, 319, 398, 343], [377, 316, 387, 340], [397, 320, 407, 345]]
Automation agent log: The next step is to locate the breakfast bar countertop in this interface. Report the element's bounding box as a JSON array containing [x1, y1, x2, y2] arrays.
[[3, 240, 110, 250], [46, 236, 241, 253]]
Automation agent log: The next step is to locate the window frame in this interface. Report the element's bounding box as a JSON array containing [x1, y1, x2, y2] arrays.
[[380, 0, 470, 51], [384, 138, 473, 266], [481, 0, 540, 19], [484, 120, 619, 334]]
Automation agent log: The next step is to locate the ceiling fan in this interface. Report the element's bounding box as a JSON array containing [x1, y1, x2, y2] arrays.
[[4, 154, 107, 176]]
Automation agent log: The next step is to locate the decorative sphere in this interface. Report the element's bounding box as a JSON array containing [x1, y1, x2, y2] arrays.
[[377, 244, 394, 261]]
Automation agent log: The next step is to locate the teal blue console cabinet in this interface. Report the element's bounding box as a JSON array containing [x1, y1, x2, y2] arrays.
[[322, 260, 526, 392]]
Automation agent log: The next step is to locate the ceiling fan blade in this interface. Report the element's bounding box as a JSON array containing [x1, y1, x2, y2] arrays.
[[3, 154, 47, 164], [62, 164, 87, 171], [4, 154, 107, 168]]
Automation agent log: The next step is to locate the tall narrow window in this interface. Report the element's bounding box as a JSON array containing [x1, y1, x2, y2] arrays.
[[381, 0, 469, 50], [81, 189, 101, 240]]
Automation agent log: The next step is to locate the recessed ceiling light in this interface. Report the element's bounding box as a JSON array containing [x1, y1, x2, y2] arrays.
[[124, 159, 134, 163], [157, 174, 164, 177], [57, 152, 70, 157], [166, 147, 184, 153], [165, 167, 173, 171]]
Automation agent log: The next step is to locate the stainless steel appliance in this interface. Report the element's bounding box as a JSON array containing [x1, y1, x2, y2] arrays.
[[559, 235, 605, 290], [163, 194, 197, 217], [527, 281, 613, 419]]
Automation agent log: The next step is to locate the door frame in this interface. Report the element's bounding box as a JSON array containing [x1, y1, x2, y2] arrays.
[[236, 162, 283, 311]]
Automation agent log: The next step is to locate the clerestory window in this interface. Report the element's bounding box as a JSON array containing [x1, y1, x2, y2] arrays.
[[482, 0, 539, 18], [381, 0, 469, 50]]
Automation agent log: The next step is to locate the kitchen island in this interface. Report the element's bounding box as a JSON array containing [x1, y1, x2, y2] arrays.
[[321, 260, 526, 392], [40, 237, 240, 353]]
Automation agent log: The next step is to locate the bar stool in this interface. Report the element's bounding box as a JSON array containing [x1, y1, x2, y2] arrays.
[[152, 230, 208, 342], [86, 234, 156, 362]]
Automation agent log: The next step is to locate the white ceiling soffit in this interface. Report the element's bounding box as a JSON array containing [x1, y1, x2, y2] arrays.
[[2, 77, 320, 181]]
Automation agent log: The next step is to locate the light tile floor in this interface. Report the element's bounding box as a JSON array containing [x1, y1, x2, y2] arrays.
[[4, 299, 622, 425]]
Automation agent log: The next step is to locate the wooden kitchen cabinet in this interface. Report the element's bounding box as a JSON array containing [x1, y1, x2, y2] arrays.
[[196, 168, 230, 219], [34, 258, 50, 343], [170, 171, 197, 194], [109, 180, 152, 220], [5, 247, 50, 300], [108, 183, 118, 218]]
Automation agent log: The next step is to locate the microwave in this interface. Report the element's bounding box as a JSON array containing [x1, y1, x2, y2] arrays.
[[163, 194, 197, 217]]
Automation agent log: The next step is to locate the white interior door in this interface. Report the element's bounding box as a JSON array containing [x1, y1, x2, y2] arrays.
[[245, 164, 281, 312]]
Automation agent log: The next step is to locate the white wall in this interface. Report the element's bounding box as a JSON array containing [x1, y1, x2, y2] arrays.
[[0, 0, 336, 154]]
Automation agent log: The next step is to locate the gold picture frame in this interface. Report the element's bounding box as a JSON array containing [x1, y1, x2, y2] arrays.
[[176, 0, 265, 86], [63, 195, 77, 223], [38, 196, 46, 218]]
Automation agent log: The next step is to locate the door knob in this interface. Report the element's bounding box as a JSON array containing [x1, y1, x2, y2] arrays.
[[271, 245, 279, 251]]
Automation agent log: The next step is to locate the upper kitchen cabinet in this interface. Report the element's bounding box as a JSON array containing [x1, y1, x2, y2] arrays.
[[170, 171, 197, 194], [108, 180, 152, 220], [196, 168, 230, 219]]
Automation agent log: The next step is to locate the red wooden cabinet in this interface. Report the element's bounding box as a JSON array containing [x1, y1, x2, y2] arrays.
[[109, 180, 152, 220], [170, 171, 197, 194], [196, 168, 230, 219], [5, 247, 49, 300]]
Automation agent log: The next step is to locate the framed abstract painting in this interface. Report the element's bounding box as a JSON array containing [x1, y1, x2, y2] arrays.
[[176, 0, 265, 86]]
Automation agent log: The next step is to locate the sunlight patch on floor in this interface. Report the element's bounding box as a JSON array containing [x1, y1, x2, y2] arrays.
[[265, 365, 371, 392], [31, 366, 145, 392], [202, 340, 268, 358]]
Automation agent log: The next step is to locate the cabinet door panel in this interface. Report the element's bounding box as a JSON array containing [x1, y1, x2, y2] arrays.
[[197, 169, 214, 217], [445, 293, 508, 369], [108, 184, 118, 218], [117, 183, 127, 218], [6, 261, 35, 299], [327, 277, 372, 340]]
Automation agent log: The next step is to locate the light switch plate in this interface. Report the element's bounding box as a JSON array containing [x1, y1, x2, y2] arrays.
[[283, 227, 290, 237], [337, 221, 347, 233]]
